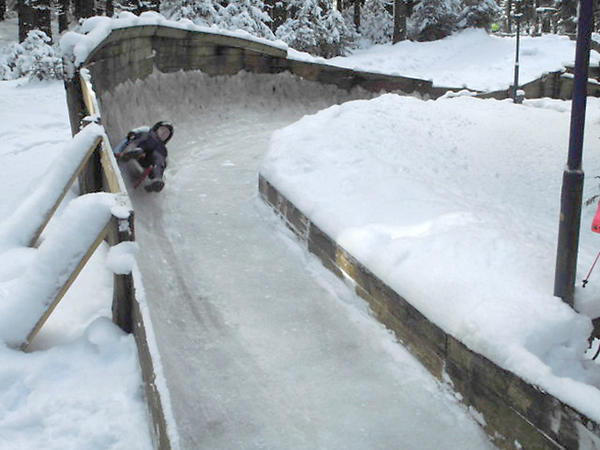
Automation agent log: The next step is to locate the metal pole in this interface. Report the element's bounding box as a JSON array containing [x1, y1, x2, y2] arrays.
[[513, 14, 522, 103], [554, 0, 593, 305]]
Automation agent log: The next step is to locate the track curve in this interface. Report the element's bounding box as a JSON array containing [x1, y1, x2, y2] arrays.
[[99, 70, 494, 449]]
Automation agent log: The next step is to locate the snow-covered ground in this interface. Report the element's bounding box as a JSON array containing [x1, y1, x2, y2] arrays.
[[262, 92, 600, 422], [0, 79, 152, 448], [295, 28, 600, 92]]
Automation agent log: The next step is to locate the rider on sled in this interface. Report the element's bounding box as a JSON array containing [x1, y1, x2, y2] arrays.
[[114, 121, 174, 193]]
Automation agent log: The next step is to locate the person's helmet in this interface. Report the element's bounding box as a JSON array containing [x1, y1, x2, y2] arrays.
[[151, 121, 174, 144]]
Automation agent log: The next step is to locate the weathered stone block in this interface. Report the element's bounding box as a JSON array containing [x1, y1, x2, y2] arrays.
[[308, 223, 336, 263]]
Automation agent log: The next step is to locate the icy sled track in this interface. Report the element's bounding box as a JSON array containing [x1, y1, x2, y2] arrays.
[[101, 71, 493, 449]]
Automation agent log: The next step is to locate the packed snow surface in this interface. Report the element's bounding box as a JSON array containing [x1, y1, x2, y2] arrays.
[[0, 80, 152, 449], [100, 69, 494, 449], [261, 92, 600, 421]]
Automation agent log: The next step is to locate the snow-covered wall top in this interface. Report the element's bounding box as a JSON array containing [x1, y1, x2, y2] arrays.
[[60, 11, 288, 70], [60, 13, 439, 103]]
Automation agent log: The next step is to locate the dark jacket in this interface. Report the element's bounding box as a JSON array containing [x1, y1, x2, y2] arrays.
[[133, 130, 168, 159]]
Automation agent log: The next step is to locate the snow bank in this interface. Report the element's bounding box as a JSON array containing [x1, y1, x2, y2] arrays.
[[60, 11, 287, 69], [0, 318, 152, 450], [0, 193, 123, 346], [261, 93, 600, 420], [0, 78, 152, 449], [0, 123, 105, 251], [290, 28, 600, 92], [107, 241, 138, 275]]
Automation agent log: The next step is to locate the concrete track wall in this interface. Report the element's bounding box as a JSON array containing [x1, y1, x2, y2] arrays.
[[82, 25, 438, 105]]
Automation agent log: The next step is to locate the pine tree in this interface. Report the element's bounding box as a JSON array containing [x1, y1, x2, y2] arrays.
[[458, 0, 499, 29], [161, 0, 219, 25], [217, 0, 275, 39], [276, 0, 355, 57], [359, 0, 394, 44], [555, 0, 577, 34], [265, 0, 287, 31], [410, 0, 461, 41]]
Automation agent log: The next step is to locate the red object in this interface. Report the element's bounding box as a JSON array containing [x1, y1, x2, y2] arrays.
[[593, 201, 600, 233], [134, 165, 154, 189]]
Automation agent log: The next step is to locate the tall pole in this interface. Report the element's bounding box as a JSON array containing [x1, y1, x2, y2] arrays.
[[554, 0, 593, 306], [513, 13, 522, 103]]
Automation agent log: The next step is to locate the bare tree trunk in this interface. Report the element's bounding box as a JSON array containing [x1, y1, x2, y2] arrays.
[[73, 0, 94, 19], [558, 0, 577, 34], [353, 0, 360, 31], [18, 0, 34, 41], [58, 0, 69, 33], [34, 0, 51, 39], [265, 0, 285, 31], [0, 0, 5, 21], [505, 0, 512, 33], [393, 0, 407, 43]]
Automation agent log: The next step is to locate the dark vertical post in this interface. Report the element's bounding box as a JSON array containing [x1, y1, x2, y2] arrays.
[[353, 0, 360, 31], [554, 0, 593, 305], [0, 0, 5, 21], [513, 13, 522, 102], [111, 212, 135, 333]]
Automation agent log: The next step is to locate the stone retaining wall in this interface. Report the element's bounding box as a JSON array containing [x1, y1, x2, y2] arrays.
[[259, 175, 600, 450], [478, 70, 600, 101]]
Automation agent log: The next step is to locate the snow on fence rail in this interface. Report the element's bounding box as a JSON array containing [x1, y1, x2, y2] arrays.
[[0, 193, 129, 349], [0, 123, 131, 351], [0, 126, 103, 250]]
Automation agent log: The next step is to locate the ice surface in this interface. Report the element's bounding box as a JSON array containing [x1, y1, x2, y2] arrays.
[[100, 70, 494, 449]]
